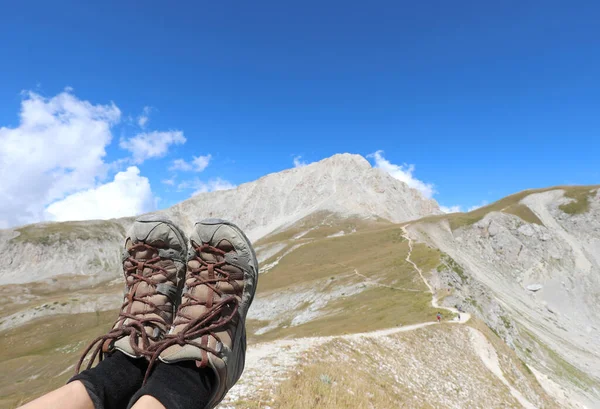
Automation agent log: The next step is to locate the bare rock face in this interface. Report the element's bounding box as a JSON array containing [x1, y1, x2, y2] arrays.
[[160, 153, 441, 241], [409, 188, 600, 408], [0, 153, 440, 285]]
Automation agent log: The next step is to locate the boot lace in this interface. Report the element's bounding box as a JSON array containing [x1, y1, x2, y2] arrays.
[[75, 242, 171, 374], [144, 243, 240, 383]]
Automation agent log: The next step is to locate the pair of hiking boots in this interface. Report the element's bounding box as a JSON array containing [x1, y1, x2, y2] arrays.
[[76, 216, 258, 408]]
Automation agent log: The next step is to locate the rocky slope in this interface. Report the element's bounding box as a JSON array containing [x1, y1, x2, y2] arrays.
[[408, 186, 600, 408]]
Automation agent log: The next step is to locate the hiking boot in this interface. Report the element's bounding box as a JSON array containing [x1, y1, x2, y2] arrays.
[[149, 218, 258, 408], [76, 215, 188, 372]]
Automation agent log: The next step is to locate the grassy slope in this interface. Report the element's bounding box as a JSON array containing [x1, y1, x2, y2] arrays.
[[0, 310, 117, 408], [416, 185, 599, 230], [248, 218, 441, 343], [0, 276, 122, 320], [10, 219, 126, 245], [1, 215, 442, 405]]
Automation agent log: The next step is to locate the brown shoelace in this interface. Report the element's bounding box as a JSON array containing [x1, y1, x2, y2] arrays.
[[75, 243, 171, 374], [144, 243, 240, 383]]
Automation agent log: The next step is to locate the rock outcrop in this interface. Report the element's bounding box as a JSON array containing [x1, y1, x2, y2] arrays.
[[408, 187, 600, 408]]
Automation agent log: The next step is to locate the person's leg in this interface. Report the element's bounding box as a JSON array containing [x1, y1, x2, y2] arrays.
[[16, 381, 93, 409], [68, 350, 148, 409], [130, 396, 165, 409], [137, 218, 258, 409], [20, 217, 189, 409], [127, 361, 216, 409]]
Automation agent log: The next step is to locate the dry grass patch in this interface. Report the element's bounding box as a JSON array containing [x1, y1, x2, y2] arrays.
[[0, 310, 118, 408], [257, 225, 414, 293], [255, 287, 436, 342], [559, 187, 597, 215], [237, 326, 530, 409], [11, 220, 126, 245], [0, 275, 121, 319], [255, 211, 390, 246], [250, 222, 448, 342], [243, 360, 405, 409], [503, 204, 544, 225]]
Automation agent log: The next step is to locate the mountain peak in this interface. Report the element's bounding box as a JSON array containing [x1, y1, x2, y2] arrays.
[[315, 153, 372, 169], [163, 153, 440, 240]]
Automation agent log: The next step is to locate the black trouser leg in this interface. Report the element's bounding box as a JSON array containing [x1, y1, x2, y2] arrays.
[[69, 351, 148, 409], [127, 361, 216, 409]]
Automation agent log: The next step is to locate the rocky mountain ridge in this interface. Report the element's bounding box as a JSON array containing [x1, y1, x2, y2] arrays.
[[0, 153, 440, 285], [161, 153, 441, 241]]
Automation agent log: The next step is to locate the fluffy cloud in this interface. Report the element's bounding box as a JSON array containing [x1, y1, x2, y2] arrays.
[[169, 154, 212, 172], [46, 167, 155, 221], [293, 155, 307, 168], [0, 89, 182, 227], [170, 159, 192, 171], [192, 178, 236, 195], [119, 131, 186, 164], [440, 205, 462, 214], [0, 90, 121, 228], [137, 106, 151, 128], [368, 150, 436, 198], [178, 178, 235, 196], [439, 200, 488, 213]]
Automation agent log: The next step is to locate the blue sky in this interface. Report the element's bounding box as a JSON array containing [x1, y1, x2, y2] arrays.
[[0, 1, 598, 226]]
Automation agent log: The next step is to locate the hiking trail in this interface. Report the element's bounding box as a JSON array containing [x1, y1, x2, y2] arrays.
[[401, 224, 471, 324], [219, 226, 473, 407]]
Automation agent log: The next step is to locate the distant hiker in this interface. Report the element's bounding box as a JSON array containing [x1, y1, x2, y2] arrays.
[[16, 217, 258, 409], [436, 312, 442, 323], [457, 312, 461, 321]]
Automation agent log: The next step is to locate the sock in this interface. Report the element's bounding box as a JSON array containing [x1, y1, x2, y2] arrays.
[[69, 351, 148, 409], [127, 361, 216, 409]]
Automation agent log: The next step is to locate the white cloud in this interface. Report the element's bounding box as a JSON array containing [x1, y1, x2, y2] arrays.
[[440, 205, 462, 214], [137, 106, 151, 128], [162, 177, 176, 186], [0, 90, 121, 228], [192, 178, 236, 195], [439, 200, 488, 214], [138, 116, 149, 128], [293, 155, 307, 168], [170, 159, 192, 171], [467, 201, 488, 212], [368, 150, 436, 198], [178, 178, 236, 196], [46, 167, 155, 221], [119, 130, 186, 164], [192, 155, 211, 172], [169, 154, 212, 172]]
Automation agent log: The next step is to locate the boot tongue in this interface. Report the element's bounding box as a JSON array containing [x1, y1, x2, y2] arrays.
[[216, 239, 234, 252]]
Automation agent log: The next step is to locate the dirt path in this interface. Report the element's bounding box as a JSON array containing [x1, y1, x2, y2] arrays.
[[219, 226, 473, 408], [401, 225, 471, 324]]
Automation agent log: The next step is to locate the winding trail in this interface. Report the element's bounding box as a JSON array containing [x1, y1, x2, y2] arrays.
[[401, 225, 471, 324], [220, 225, 475, 408]]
